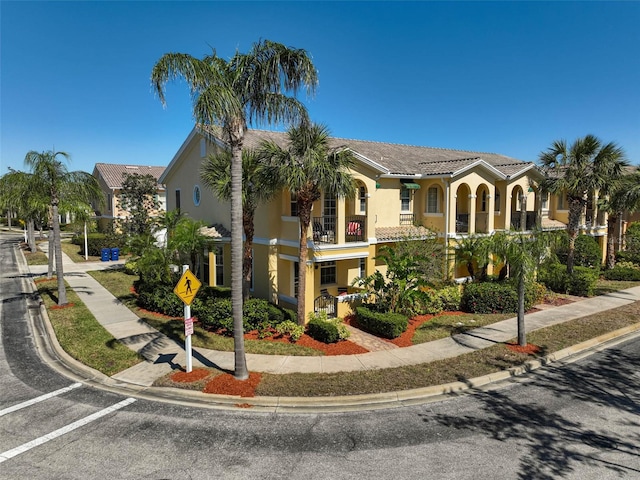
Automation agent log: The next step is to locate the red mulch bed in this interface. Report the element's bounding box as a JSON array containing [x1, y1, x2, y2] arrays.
[[505, 342, 542, 355], [170, 368, 211, 383], [50, 303, 75, 310], [203, 372, 262, 397], [243, 330, 368, 355]]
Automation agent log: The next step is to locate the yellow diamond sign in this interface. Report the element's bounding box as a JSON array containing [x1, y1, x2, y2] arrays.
[[174, 269, 201, 305]]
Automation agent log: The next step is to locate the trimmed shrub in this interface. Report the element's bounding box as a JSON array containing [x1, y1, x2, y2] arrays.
[[603, 266, 640, 281], [73, 232, 125, 256], [195, 298, 233, 333], [461, 282, 518, 314], [136, 282, 184, 317], [306, 312, 350, 343], [355, 306, 408, 339], [538, 262, 569, 294], [567, 266, 599, 297], [242, 298, 286, 331], [437, 285, 462, 311], [412, 288, 444, 315]]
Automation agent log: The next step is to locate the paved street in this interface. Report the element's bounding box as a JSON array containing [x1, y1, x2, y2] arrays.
[[1, 232, 640, 479]]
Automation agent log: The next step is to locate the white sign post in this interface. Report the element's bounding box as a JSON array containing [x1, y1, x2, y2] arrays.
[[174, 265, 201, 373]]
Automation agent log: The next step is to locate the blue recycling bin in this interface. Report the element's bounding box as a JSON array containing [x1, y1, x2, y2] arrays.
[[110, 247, 120, 261], [101, 248, 110, 262]]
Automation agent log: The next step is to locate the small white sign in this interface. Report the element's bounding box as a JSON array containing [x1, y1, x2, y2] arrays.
[[184, 317, 194, 336]]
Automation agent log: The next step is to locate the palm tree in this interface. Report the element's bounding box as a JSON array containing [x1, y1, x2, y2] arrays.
[[599, 168, 640, 269], [491, 230, 550, 346], [24, 150, 102, 305], [171, 216, 208, 274], [201, 148, 278, 299], [0, 169, 45, 252], [453, 234, 492, 280], [260, 123, 357, 323], [151, 39, 318, 380], [539, 135, 628, 274]]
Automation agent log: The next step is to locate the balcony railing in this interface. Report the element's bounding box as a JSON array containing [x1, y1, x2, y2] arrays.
[[510, 212, 537, 231], [399, 213, 415, 225], [313, 215, 336, 244], [345, 215, 366, 242], [456, 213, 469, 233]]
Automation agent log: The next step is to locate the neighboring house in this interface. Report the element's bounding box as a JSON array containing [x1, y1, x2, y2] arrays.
[[162, 127, 579, 321], [92, 163, 167, 231]]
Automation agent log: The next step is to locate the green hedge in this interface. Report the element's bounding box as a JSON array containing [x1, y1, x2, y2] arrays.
[[307, 316, 341, 343], [355, 306, 408, 339], [538, 262, 569, 294], [461, 282, 519, 314], [72, 233, 125, 256], [567, 266, 599, 297], [603, 266, 640, 281]]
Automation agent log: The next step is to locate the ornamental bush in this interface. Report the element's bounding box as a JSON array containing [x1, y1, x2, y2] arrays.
[[556, 234, 602, 269], [538, 262, 569, 294], [275, 320, 305, 342], [567, 266, 599, 297], [437, 285, 463, 311], [355, 306, 408, 339], [460, 282, 518, 314], [306, 311, 350, 343], [603, 265, 640, 281]]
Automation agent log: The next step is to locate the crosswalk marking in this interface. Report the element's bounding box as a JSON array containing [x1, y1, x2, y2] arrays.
[[0, 397, 136, 463], [0, 383, 82, 417]]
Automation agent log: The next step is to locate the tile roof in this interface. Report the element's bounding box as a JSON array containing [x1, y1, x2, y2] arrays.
[[200, 126, 535, 179], [375, 225, 436, 242], [93, 163, 166, 189], [200, 223, 231, 239]]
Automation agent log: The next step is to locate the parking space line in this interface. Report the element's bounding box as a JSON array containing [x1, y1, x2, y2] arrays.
[[0, 383, 83, 417], [0, 397, 136, 463]]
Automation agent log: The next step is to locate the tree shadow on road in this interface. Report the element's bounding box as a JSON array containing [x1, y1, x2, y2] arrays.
[[424, 346, 640, 479]]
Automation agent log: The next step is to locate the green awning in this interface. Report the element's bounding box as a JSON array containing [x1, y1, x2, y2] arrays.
[[401, 182, 421, 190]]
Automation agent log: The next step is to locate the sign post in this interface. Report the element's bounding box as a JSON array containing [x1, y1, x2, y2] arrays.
[[173, 265, 201, 373]]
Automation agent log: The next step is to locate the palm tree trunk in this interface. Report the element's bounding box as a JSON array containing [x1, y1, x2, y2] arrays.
[[567, 198, 582, 274], [297, 203, 312, 326], [47, 224, 55, 279], [606, 214, 617, 269], [517, 275, 526, 346], [52, 202, 67, 305], [242, 210, 254, 299], [27, 219, 36, 252], [230, 136, 248, 380]]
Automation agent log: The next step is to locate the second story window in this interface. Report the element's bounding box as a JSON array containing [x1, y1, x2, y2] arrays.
[[400, 187, 411, 211], [495, 189, 501, 213], [175, 189, 181, 211], [481, 190, 487, 212], [290, 192, 298, 217], [359, 186, 366, 214], [107, 193, 112, 212]]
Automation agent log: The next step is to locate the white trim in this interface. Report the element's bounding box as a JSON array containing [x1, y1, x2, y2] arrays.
[[281, 216, 299, 223], [313, 241, 369, 251], [278, 253, 299, 262], [350, 151, 390, 174], [313, 251, 369, 262]]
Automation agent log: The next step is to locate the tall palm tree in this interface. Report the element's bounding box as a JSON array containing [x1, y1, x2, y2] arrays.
[[0, 169, 45, 252], [491, 230, 550, 346], [260, 123, 357, 323], [151, 39, 318, 380], [539, 135, 628, 274], [25, 150, 102, 305], [201, 148, 278, 299], [599, 168, 640, 269]]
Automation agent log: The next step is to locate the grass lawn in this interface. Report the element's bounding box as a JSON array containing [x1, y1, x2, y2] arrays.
[[36, 278, 142, 376], [411, 312, 513, 344]]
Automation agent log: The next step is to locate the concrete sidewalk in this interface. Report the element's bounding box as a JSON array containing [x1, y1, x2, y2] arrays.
[[28, 242, 640, 389]]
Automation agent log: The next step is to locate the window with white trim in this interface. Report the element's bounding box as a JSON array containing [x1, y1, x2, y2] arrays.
[[400, 188, 411, 211], [427, 186, 439, 213], [290, 192, 298, 217], [359, 257, 366, 278], [215, 247, 224, 286], [359, 186, 366, 214]]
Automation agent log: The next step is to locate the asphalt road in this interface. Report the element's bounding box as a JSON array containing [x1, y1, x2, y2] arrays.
[[1, 232, 639, 479]]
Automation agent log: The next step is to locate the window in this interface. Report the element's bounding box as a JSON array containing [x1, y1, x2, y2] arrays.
[[107, 193, 112, 212], [175, 190, 181, 211], [495, 189, 501, 213], [359, 258, 366, 278], [200, 138, 206, 158], [323, 194, 337, 231], [293, 262, 299, 298], [290, 192, 298, 217], [558, 193, 566, 210], [203, 248, 210, 284], [541, 192, 549, 210], [193, 185, 201, 206], [215, 247, 224, 286], [359, 186, 366, 214], [481, 190, 487, 212], [320, 261, 336, 285], [400, 188, 411, 211], [427, 186, 439, 213]]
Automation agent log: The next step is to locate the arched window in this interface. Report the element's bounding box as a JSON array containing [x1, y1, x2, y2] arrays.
[[426, 186, 440, 213]]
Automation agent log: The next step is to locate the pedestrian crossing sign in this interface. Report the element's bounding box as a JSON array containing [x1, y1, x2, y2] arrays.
[[174, 269, 201, 305]]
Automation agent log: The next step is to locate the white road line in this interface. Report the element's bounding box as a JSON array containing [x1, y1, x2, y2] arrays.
[[0, 397, 136, 463], [0, 383, 83, 417]]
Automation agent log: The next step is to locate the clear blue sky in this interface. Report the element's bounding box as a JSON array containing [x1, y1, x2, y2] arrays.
[[2, 1, 639, 176]]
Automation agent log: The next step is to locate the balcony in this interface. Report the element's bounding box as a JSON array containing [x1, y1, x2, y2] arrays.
[[345, 215, 366, 242], [313, 215, 367, 244], [456, 213, 469, 234], [510, 212, 537, 231], [399, 213, 415, 225]]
